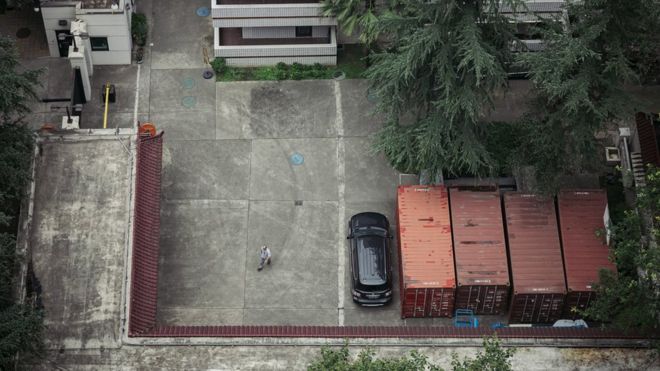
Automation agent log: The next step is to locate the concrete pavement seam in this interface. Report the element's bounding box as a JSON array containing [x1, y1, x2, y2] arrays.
[[334, 81, 345, 326]]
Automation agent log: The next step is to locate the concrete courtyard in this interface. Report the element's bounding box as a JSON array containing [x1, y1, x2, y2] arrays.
[[154, 79, 429, 327]]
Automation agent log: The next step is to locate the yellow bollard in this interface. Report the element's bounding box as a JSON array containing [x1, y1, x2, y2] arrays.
[[103, 83, 110, 129]]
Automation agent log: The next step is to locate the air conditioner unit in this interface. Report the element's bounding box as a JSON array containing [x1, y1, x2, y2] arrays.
[[605, 147, 620, 163]]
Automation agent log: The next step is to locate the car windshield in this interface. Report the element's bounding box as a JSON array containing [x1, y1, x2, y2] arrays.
[[357, 235, 386, 285]]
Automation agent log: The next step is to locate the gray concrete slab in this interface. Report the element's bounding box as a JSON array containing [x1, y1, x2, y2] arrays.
[[249, 138, 338, 201], [243, 309, 338, 326], [150, 0, 213, 70], [344, 136, 400, 202], [157, 199, 248, 322], [86, 65, 139, 114], [161, 140, 251, 200], [216, 81, 337, 139], [29, 138, 131, 350], [81, 112, 135, 129], [150, 69, 216, 113], [149, 110, 215, 140], [158, 200, 247, 312], [244, 201, 338, 313], [339, 79, 385, 137]]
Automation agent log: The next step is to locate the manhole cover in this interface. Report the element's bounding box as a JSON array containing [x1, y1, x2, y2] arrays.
[[289, 152, 304, 166], [181, 96, 196, 108], [182, 77, 196, 89], [16, 28, 31, 39], [202, 70, 214, 79], [196, 7, 210, 16]]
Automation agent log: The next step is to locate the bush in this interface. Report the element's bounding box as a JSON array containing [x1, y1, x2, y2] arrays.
[[290, 63, 304, 80], [211, 58, 227, 76], [275, 62, 288, 80], [131, 13, 148, 47]]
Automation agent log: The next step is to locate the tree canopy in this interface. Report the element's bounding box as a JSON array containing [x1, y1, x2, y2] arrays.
[[513, 0, 660, 192], [582, 167, 660, 334], [336, 0, 524, 177], [323, 0, 660, 189], [0, 37, 44, 369], [0, 35, 41, 122]]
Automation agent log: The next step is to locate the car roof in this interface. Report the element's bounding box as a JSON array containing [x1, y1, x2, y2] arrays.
[[356, 234, 387, 285], [350, 212, 389, 230]]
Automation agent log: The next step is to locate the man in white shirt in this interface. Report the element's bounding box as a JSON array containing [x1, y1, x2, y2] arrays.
[[257, 245, 272, 271]]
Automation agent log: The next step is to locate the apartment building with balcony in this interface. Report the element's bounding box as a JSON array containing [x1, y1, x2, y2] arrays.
[[212, 0, 337, 66]]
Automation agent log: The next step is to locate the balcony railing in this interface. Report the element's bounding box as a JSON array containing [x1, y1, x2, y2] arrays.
[[214, 26, 337, 65], [217, 0, 317, 4], [219, 28, 330, 46], [212, 2, 329, 22]]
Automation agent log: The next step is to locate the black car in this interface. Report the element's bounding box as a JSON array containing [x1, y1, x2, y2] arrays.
[[347, 212, 393, 306]]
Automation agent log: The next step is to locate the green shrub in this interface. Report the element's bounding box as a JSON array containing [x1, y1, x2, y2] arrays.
[[275, 62, 288, 80], [131, 13, 148, 46], [290, 63, 304, 80], [211, 58, 227, 76]]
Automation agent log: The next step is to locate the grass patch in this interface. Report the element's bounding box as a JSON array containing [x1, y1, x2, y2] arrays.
[[213, 44, 368, 81]]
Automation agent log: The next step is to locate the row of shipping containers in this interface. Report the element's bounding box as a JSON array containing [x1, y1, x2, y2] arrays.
[[397, 185, 615, 323]]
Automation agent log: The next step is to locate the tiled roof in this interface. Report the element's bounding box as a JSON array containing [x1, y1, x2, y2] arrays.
[[129, 132, 164, 336]]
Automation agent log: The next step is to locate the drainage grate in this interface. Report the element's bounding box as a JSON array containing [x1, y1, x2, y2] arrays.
[[182, 77, 196, 89], [181, 96, 196, 108], [289, 152, 304, 166]]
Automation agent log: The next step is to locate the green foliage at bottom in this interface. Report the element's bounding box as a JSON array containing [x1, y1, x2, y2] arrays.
[[0, 122, 44, 368], [307, 336, 514, 371], [582, 167, 660, 334], [0, 304, 44, 369]]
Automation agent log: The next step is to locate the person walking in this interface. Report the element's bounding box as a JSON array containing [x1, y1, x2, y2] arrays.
[[257, 245, 272, 271]]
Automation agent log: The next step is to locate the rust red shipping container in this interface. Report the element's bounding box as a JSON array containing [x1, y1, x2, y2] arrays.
[[450, 188, 510, 315], [397, 185, 456, 318], [558, 190, 616, 318], [504, 193, 566, 324]]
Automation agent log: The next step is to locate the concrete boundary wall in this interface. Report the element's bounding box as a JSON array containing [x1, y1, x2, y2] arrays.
[[124, 133, 655, 346]]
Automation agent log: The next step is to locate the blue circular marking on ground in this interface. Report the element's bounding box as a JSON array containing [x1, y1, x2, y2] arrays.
[[182, 96, 197, 108], [183, 77, 196, 89], [289, 152, 304, 166], [196, 7, 210, 16]]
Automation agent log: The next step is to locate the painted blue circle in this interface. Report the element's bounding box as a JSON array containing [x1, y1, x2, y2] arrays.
[[182, 77, 195, 89], [289, 152, 304, 166], [181, 96, 197, 108], [196, 7, 210, 16]]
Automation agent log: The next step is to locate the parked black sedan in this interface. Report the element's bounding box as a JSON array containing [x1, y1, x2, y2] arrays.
[[347, 212, 394, 306]]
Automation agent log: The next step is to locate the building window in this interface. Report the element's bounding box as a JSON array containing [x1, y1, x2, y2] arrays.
[[90, 37, 109, 51], [295, 26, 312, 38]]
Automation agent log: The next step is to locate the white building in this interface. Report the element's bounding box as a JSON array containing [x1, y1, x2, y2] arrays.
[[38, 0, 133, 65], [212, 0, 337, 66]]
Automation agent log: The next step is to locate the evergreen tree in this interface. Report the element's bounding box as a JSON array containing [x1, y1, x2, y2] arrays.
[[326, 0, 524, 177], [514, 0, 660, 192], [0, 35, 42, 122]]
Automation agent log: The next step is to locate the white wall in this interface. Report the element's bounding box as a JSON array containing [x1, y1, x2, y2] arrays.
[[242, 26, 329, 39], [76, 12, 132, 65], [40, 4, 132, 64], [41, 5, 77, 57]]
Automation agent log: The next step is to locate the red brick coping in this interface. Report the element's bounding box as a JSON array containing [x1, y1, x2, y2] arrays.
[[127, 132, 651, 340]]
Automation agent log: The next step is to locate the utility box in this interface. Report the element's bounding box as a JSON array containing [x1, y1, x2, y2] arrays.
[[101, 84, 116, 103]]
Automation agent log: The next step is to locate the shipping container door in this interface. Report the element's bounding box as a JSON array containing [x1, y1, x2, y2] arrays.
[[403, 288, 428, 318]]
